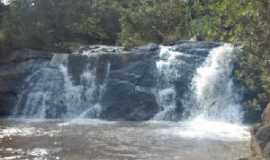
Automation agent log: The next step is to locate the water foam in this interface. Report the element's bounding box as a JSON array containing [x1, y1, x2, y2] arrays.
[[157, 117, 250, 141], [16, 54, 108, 119], [154, 46, 183, 120], [179, 118, 249, 140], [190, 44, 242, 122], [154, 44, 248, 140]]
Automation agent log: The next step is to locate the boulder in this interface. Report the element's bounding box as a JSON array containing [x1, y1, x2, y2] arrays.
[[100, 79, 159, 121], [250, 103, 270, 160], [262, 103, 270, 125], [98, 48, 159, 120]]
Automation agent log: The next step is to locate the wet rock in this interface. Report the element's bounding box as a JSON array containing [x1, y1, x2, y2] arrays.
[[100, 79, 159, 121], [76, 45, 124, 55], [109, 60, 158, 88], [96, 46, 160, 120], [255, 125, 270, 149], [173, 41, 221, 55], [262, 103, 270, 125], [131, 43, 159, 53], [0, 49, 53, 116], [250, 103, 270, 160]]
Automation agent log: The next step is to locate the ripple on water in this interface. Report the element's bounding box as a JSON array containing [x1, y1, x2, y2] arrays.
[[0, 119, 250, 160]]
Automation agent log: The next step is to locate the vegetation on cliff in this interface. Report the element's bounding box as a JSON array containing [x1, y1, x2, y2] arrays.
[[0, 0, 269, 122]]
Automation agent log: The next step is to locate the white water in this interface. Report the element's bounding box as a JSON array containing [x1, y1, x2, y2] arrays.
[[154, 44, 249, 140], [154, 46, 184, 120], [154, 44, 242, 122], [157, 118, 250, 141], [18, 55, 105, 119], [191, 44, 242, 122], [1, 0, 9, 5]]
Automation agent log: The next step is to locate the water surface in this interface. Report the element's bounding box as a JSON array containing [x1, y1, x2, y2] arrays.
[[0, 119, 250, 160]]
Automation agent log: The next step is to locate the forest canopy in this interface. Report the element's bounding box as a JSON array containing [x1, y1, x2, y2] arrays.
[[0, 0, 269, 122]]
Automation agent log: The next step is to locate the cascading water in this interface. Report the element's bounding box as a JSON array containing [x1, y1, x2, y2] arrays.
[[152, 44, 243, 123], [180, 44, 248, 140], [78, 63, 111, 118], [154, 46, 181, 120], [14, 42, 244, 125], [153, 45, 208, 121], [14, 53, 109, 119], [151, 43, 249, 140], [190, 44, 243, 122]]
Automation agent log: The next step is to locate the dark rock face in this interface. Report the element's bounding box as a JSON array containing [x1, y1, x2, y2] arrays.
[[100, 59, 159, 120], [100, 80, 158, 121], [97, 44, 160, 120], [0, 49, 53, 116]]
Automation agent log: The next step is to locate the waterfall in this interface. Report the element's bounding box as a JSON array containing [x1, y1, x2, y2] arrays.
[[58, 63, 99, 118], [13, 43, 243, 122], [151, 43, 247, 140], [190, 44, 242, 122], [78, 63, 111, 118], [153, 46, 183, 120], [14, 54, 109, 119], [154, 44, 242, 123]]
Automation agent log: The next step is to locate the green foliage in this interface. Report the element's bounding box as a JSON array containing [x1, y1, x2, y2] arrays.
[[188, 0, 255, 42], [234, 0, 270, 116], [119, 0, 189, 48], [3, 0, 123, 51]]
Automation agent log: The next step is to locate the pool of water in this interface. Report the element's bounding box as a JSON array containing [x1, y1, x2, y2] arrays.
[[0, 119, 250, 160]]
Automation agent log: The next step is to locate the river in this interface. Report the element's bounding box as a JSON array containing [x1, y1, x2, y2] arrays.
[[0, 118, 250, 160]]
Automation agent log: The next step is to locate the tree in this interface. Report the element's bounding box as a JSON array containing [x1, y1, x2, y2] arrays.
[[2, 0, 124, 51], [119, 0, 189, 48], [234, 0, 270, 120]]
